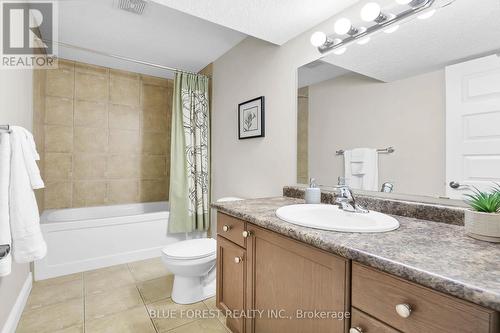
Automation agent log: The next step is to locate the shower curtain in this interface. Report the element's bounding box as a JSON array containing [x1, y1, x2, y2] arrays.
[[168, 72, 210, 233]]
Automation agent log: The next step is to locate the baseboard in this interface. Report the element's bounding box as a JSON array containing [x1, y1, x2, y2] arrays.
[[1, 272, 32, 333]]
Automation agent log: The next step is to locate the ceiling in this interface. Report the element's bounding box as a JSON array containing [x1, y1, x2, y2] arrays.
[[318, 0, 500, 82], [298, 61, 350, 88], [151, 0, 361, 45], [55, 0, 246, 78]]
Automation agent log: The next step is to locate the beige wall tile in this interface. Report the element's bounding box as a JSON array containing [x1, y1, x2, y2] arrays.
[[143, 85, 168, 113], [45, 125, 73, 153], [45, 182, 72, 209], [140, 155, 166, 179], [109, 104, 140, 130], [108, 129, 140, 153], [74, 127, 108, 153], [143, 111, 168, 133], [140, 179, 168, 202], [74, 100, 108, 128], [74, 62, 108, 76], [45, 96, 73, 126], [142, 132, 168, 155], [106, 180, 139, 204], [73, 181, 107, 207], [110, 76, 140, 107], [46, 67, 75, 98], [110, 69, 140, 80], [75, 72, 109, 102], [45, 153, 72, 181], [106, 155, 139, 179], [73, 154, 106, 180], [140, 75, 171, 87]]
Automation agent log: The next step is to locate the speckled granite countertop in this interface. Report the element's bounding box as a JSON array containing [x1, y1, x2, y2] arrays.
[[212, 197, 500, 311]]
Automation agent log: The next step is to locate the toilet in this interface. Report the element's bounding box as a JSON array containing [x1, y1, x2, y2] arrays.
[[162, 197, 243, 304]]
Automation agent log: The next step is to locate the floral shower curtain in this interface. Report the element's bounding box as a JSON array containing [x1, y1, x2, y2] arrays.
[[168, 72, 210, 233]]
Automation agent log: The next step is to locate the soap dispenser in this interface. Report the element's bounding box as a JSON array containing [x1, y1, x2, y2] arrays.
[[305, 178, 321, 204]]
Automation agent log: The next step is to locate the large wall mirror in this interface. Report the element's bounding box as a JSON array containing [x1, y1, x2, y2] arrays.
[[296, 0, 500, 201]]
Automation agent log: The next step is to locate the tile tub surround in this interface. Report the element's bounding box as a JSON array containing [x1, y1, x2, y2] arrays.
[[283, 185, 466, 226], [211, 197, 500, 311], [33, 59, 172, 209], [16, 258, 230, 333]]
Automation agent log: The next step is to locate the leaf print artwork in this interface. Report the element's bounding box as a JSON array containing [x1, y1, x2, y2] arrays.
[[244, 111, 257, 132]]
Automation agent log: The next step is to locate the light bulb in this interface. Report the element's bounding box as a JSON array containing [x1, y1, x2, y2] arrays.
[[310, 31, 327, 47], [418, 9, 436, 19], [357, 37, 371, 45], [360, 2, 381, 22], [334, 18, 352, 35], [395, 0, 412, 4], [384, 25, 400, 33], [333, 47, 347, 55]]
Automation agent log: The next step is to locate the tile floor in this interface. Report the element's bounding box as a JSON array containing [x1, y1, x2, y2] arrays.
[[16, 258, 230, 333]]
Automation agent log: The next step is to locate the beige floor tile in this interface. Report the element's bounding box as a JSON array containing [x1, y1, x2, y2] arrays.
[[203, 297, 229, 329], [147, 298, 208, 333], [16, 298, 83, 333], [85, 285, 143, 321], [127, 257, 170, 282], [137, 275, 174, 304], [84, 264, 135, 295], [169, 319, 230, 333], [85, 306, 156, 333], [26, 277, 83, 311], [51, 325, 84, 333], [32, 273, 82, 288]]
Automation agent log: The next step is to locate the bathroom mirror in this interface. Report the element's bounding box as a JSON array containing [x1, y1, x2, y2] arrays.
[[296, 0, 500, 201]]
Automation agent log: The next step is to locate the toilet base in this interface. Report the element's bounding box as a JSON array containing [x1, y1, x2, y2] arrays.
[[171, 266, 216, 304]]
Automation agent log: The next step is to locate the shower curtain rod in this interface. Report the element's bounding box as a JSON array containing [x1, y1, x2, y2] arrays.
[[42, 40, 211, 78]]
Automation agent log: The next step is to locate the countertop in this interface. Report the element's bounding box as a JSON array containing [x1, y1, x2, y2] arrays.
[[212, 197, 500, 311]]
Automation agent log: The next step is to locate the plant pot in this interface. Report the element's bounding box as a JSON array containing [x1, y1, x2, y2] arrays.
[[464, 210, 500, 243]]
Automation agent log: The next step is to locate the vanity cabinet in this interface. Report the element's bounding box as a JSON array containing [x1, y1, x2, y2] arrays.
[[216, 212, 499, 333]]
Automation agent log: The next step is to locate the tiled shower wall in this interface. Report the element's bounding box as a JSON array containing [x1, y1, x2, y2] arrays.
[[34, 59, 173, 209]]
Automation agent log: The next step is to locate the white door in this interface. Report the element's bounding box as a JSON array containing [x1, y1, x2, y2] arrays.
[[446, 54, 500, 199]]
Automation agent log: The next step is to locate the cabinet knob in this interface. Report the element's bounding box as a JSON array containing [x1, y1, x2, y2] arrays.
[[222, 225, 231, 232], [242, 230, 252, 238], [234, 257, 243, 264], [395, 303, 412, 318], [349, 327, 364, 333]]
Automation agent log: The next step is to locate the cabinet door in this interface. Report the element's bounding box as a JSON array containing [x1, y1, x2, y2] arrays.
[[216, 236, 246, 333], [246, 225, 350, 333]]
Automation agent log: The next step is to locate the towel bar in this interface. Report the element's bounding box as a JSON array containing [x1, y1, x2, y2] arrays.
[[0, 244, 10, 259], [336, 146, 395, 156]]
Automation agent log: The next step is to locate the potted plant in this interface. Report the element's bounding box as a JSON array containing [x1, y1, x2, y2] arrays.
[[464, 184, 500, 243]]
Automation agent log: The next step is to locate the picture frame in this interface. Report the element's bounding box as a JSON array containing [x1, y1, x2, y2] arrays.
[[238, 96, 265, 139]]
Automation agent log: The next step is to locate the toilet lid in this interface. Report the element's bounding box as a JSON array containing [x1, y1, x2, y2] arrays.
[[162, 238, 216, 260]]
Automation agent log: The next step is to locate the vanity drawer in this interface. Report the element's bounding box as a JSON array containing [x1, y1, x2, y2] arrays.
[[217, 213, 246, 248], [350, 307, 400, 333], [352, 263, 498, 333]]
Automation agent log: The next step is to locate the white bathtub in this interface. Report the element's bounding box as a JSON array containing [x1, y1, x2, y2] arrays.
[[35, 202, 198, 280]]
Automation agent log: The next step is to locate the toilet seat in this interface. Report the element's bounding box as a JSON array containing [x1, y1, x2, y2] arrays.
[[162, 238, 216, 260]]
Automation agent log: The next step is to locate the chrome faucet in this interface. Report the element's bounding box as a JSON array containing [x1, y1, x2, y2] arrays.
[[334, 185, 369, 213]]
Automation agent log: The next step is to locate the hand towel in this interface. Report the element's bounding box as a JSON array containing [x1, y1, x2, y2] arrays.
[[9, 127, 47, 263], [344, 148, 378, 191], [0, 133, 12, 276]]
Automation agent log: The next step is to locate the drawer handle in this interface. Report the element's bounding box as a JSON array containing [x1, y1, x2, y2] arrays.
[[222, 225, 231, 232], [349, 327, 364, 333], [395, 303, 412, 318], [234, 257, 243, 264], [242, 230, 252, 238]]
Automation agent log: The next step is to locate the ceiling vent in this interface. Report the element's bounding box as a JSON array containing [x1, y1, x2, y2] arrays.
[[118, 0, 147, 15]]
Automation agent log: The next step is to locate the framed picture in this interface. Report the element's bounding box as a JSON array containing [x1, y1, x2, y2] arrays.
[[238, 96, 265, 139]]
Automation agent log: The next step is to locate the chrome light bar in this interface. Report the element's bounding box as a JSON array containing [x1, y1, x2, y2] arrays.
[[315, 0, 437, 54]]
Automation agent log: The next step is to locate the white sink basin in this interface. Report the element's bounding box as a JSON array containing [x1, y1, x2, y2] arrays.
[[276, 204, 399, 233]]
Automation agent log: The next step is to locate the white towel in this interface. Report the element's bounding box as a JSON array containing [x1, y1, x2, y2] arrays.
[[344, 148, 378, 191], [0, 133, 12, 276], [9, 127, 46, 263]]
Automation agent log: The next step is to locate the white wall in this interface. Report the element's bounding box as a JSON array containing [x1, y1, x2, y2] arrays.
[[308, 71, 446, 197], [0, 70, 34, 332]]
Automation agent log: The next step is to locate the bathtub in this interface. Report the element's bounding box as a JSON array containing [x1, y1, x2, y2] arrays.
[[34, 202, 198, 280]]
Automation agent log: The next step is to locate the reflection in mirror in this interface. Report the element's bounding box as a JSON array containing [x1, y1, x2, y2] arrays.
[[296, 0, 500, 201]]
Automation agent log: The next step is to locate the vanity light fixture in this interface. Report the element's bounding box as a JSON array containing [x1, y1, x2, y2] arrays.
[[311, 0, 449, 55]]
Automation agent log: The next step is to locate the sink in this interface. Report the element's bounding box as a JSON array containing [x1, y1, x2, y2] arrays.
[[276, 204, 399, 233]]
